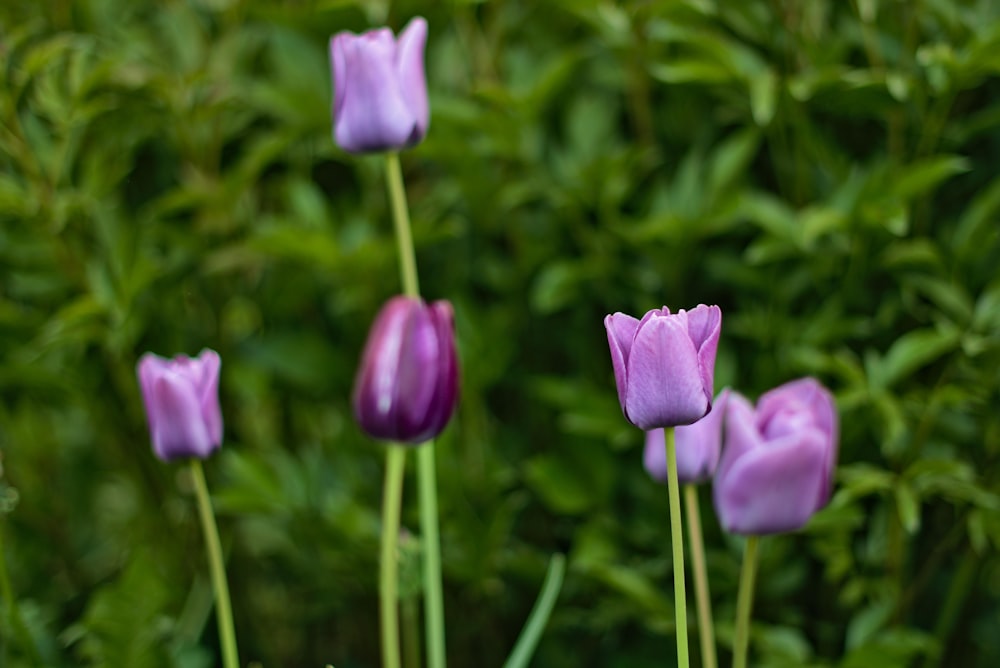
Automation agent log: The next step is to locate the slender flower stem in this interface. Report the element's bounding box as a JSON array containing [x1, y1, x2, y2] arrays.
[[189, 460, 240, 668], [733, 536, 760, 668], [384, 152, 421, 299], [384, 151, 448, 668], [503, 553, 567, 668], [683, 484, 717, 668], [418, 442, 447, 668], [380, 446, 407, 668], [663, 428, 690, 668]]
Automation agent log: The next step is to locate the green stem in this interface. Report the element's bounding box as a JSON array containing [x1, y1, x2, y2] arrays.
[[663, 428, 690, 668], [380, 446, 407, 668], [384, 151, 447, 668], [502, 553, 567, 668], [733, 536, 760, 668], [384, 152, 421, 298], [684, 484, 716, 668], [189, 460, 240, 668], [418, 443, 447, 668]]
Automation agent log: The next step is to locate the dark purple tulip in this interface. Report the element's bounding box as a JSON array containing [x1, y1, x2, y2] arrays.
[[713, 378, 838, 535], [137, 349, 223, 462], [644, 390, 730, 485], [330, 17, 429, 154], [353, 296, 459, 444], [605, 304, 722, 430]]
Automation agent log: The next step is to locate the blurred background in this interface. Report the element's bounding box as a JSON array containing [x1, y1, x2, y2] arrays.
[[2, 0, 999, 666]]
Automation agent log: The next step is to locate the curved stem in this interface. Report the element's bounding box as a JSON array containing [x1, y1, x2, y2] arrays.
[[384, 152, 420, 298], [380, 446, 407, 668], [684, 484, 716, 668], [663, 428, 689, 668], [189, 460, 240, 668], [502, 553, 567, 668], [733, 536, 760, 668]]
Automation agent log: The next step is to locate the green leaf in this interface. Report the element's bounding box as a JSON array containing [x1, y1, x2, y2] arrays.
[[878, 326, 961, 389]]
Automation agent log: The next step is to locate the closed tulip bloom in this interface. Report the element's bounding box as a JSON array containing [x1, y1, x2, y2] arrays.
[[644, 389, 730, 485], [605, 304, 722, 430], [137, 349, 223, 462], [713, 378, 838, 535], [330, 17, 429, 154], [353, 296, 459, 444]]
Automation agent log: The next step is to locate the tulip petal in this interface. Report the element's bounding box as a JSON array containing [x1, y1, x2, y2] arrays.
[[643, 428, 668, 482], [149, 372, 216, 461], [419, 300, 459, 442], [333, 29, 417, 153], [395, 17, 429, 144], [685, 304, 721, 400], [674, 388, 728, 483], [353, 297, 412, 438], [714, 429, 828, 535], [395, 305, 439, 438], [604, 313, 639, 415], [624, 314, 708, 429]]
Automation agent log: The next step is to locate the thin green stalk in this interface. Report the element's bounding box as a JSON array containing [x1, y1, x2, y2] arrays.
[[189, 460, 240, 668], [663, 428, 690, 668], [502, 554, 567, 668], [384, 151, 447, 668], [683, 484, 716, 668], [418, 443, 446, 668], [733, 536, 760, 668], [380, 446, 407, 668], [384, 152, 420, 299]]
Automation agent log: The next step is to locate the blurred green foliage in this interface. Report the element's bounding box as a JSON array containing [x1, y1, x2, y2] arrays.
[[2, 0, 1000, 666]]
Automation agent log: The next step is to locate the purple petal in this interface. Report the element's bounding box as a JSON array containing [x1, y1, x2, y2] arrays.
[[604, 313, 639, 416], [624, 313, 708, 429], [713, 429, 828, 535], [395, 17, 429, 144], [685, 304, 721, 401], [674, 388, 729, 483], [394, 304, 440, 438], [643, 429, 668, 482], [333, 28, 418, 153], [417, 299, 459, 442], [352, 296, 415, 438], [149, 373, 216, 461]]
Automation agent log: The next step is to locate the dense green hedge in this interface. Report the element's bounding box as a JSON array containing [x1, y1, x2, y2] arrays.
[[2, 1, 999, 666]]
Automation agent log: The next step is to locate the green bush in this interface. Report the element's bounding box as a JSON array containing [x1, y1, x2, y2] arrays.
[[2, 0, 999, 666]]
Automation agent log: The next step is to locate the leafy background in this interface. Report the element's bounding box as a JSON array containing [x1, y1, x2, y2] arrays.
[[2, 0, 1000, 666]]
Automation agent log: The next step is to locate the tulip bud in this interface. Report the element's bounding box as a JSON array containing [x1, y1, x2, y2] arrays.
[[136, 349, 223, 462], [330, 17, 429, 154], [352, 296, 459, 444], [605, 304, 722, 430], [644, 389, 729, 485], [713, 378, 838, 535]]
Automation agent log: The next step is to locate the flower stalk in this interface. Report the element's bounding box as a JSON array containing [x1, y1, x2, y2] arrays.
[[684, 484, 716, 668], [733, 536, 760, 668], [189, 459, 240, 668], [379, 446, 407, 668], [664, 427, 690, 668], [384, 151, 448, 668]]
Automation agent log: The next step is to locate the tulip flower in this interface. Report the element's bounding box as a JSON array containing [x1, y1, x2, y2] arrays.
[[644, 389, 730, 485], [713, 378, 838, 535], [136, 349, 223, 462], [605, 304, 722, 430], [330, 17, 429, 154], [353, 295, 459, 444]]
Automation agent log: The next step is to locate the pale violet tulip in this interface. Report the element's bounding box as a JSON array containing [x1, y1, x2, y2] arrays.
[[137, 349, 223, 462], [352, 296, 459, 444], [330, 17, 429, 153], [644, 389, 730, 484], [713, 378, 838, 535], [605, 304, 722, 429]]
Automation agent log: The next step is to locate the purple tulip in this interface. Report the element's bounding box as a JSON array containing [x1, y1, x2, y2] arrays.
[[353, 296, 459, 444], [330, 17, 429, 154], [605, 304, 722, 430], [713, 378, 838, 535], [644, 389, 730, 485], [136, 349, 223, 462]]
